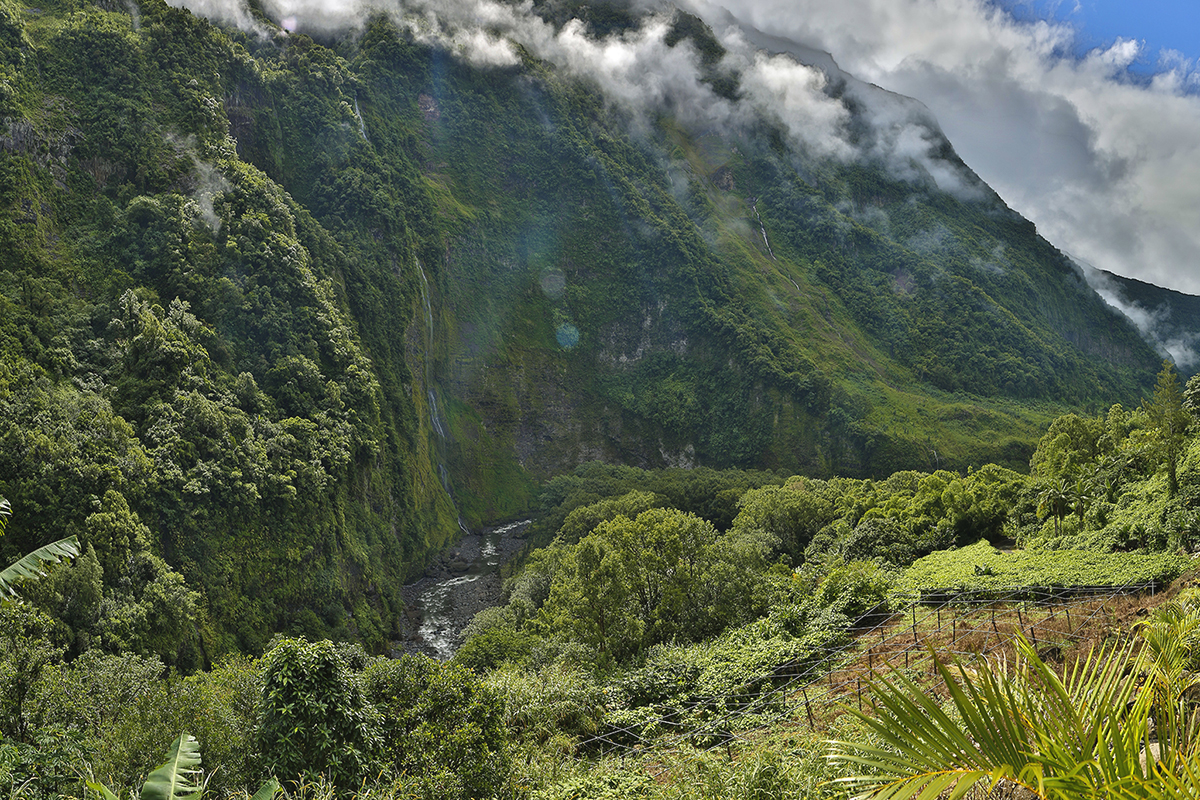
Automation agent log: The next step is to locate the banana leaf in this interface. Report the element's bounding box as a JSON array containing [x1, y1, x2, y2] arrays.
[[0, 535, 80, 600], [141, 733, 203, 800]]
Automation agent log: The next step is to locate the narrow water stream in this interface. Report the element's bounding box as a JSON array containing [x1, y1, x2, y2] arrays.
[[401, 519, 530, 659]]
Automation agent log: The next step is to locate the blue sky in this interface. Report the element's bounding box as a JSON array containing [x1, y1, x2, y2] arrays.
[[1004, 0, 1200, 74]]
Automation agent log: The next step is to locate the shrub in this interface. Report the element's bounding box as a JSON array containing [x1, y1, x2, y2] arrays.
[[258, 638, 378, 789], [898, 540, 1189, 594], [363, 655, 510, 800], [811, 560, 891, 621], [484, 663, 606, 746], [453, 622, 535, 672]]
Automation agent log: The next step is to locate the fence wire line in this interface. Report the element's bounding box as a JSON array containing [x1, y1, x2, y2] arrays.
[[688, 587, 1131, 759], [574, 582, 1158, 758]]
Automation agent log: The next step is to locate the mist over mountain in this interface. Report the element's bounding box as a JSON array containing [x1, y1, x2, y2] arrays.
[[1081, 263, 1200, 375], [0, 0, 1165, 653], [685, 0, 1200, 299]]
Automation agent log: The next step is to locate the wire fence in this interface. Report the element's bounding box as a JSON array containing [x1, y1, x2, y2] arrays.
[[574, 581, 1165, 764]]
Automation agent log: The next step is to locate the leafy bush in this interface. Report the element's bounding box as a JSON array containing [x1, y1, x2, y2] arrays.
[[602, 613, 852, 745], [0, 604, 65, 741], [259, 638, 378, 789], [539, 508, 773, 662], [0, 727, 88, 800], [363, 655, 510, 800], [28, 651, 264, 796], [811, 560, 891, 621], [453, 620, 535, 672], [484, 663, 606, 747], [534, 770, 655, 800]]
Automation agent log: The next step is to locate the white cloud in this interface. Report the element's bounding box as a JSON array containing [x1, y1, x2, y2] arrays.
[[164, 0, 1200, 296], [1080, 261, 1199, 369], [685, 0, 1200, 295], [170, 0, 858, 162]]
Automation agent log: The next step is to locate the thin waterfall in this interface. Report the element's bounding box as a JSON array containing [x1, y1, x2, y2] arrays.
[[353, 95, 368, 141], [751, 197, 776, 260], [416, 261, 447, 440]]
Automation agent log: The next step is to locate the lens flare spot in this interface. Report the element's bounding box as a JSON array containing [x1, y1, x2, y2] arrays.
[[556, 323, 580, 349], [540, 269, 566, 300]]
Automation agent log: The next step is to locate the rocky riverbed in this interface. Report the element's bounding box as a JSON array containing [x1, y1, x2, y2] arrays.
[[399, 519, 530, 659]]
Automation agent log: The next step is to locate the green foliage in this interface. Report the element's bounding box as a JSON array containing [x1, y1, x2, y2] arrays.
[[135, 732, 203, 800], [832, 614, 1200, 800], [0, 496, 81, 604], [555, 491, 667, 545], [538, 508, 772, 662], [731, 478, 834, 562], [88, 732, 280, 800], [810, 560, 890, 620], [28, 650, 264, 796], [78, 490, 197, 664], [532, 464, 782, 544], [0, 603, 65, 741], [898, 539, 1188, 594], [534, 770, 655, 800], [0, 727, 88, 800], [0, 0, 1168, 661], [0, 535, 79, 603], [452, 619, 535, 672], [603, 612, 851, 745], [363, 655, 510, 799], [1144, 361, 1191, 496], [259, 638, 378, 789], [483, 662, 606, 746]]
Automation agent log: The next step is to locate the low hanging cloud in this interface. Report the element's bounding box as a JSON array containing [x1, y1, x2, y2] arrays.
[[163, 0, 1200, 296], [1078, 261, 1199, 370], [684, 0, 1200, 296], [167, 0, 987, 199]]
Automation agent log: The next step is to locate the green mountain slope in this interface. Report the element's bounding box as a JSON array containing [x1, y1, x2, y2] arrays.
[[0, 0, 1161, 655], [1084, 266, 1200, 377]]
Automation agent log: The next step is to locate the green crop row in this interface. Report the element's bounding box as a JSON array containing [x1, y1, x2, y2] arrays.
[[898, 540, 1191, 594]]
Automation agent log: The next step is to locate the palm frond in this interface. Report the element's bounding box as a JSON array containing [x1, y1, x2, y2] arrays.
[[830, 636, 1147, 800]]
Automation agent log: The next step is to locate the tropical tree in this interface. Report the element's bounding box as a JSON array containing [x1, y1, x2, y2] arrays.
[[258, 638, 379, 788], [1036, 478, 1072, 538], [1131, 600, 1200, 774], [0, 498, 80, 602], [1069, 477, 1093, 524], [830, 622, 1200, 799], [1145, 361, 1191, 496]]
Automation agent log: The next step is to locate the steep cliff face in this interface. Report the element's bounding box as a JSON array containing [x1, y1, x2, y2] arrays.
[[350, 9, 1156, 492], [0, 0, 1162, 655]]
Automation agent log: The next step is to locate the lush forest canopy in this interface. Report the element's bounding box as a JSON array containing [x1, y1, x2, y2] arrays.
[[0, 0, 1167, 656], [5, 361, 1200, 798], [0, 0, 1197, 795]]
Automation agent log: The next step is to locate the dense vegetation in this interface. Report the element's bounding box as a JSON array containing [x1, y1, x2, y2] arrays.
[[0, 0, 1195, 795], [4, 362, 1200, 798], [0, 0, 1168, 655]]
